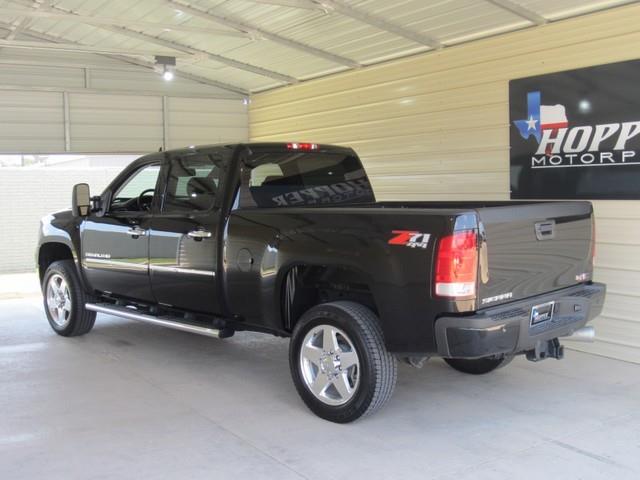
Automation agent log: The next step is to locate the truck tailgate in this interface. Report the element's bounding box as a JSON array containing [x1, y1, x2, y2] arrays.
[[477, 202, 594, 308]]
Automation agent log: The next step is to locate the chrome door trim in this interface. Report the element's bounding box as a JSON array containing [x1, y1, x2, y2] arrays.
[[83, 258, 148, 271], [149, 265, 215, 277]]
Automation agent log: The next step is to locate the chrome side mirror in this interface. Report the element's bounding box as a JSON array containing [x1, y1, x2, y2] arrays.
[[72, 183, 91, 217]]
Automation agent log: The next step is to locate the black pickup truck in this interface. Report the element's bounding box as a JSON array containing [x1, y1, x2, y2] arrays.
[[37, 142, 605, 423]]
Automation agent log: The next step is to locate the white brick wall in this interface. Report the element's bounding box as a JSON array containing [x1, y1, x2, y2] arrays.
[[0, 168, 121, 273]]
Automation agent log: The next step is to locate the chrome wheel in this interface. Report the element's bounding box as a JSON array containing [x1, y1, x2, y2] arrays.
[[299, 324, 360, 406], [46, 274, 72, 328]]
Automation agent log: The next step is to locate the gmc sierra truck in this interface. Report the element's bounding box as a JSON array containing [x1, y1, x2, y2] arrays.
[[37, 143, 605, 423]]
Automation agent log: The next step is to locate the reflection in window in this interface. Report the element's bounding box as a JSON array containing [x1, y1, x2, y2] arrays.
[[164, 154, 223, 212], [243, 153, 374, 208]]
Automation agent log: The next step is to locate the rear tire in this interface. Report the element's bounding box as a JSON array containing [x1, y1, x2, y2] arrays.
[[289, 301, 397, 423], [444, 355, 513, 375], [42, 260, 96, 337]]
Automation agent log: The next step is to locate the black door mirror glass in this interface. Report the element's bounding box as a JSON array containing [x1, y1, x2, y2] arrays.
[[72, 183, 91, 217]]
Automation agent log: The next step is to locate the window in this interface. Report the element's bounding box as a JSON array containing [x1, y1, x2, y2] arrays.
[[240, 153, 375, 208], [111, 163, 160, 212], [163, 154, 223, 213]]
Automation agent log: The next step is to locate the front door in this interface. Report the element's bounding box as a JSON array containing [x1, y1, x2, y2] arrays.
[[149, 151, 227, 314], [81, 160, 161, 302]]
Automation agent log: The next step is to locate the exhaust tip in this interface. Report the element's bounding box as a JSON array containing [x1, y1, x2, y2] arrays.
[[562, 326, 595, 343]]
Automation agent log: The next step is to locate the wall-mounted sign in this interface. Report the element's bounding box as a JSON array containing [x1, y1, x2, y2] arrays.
[[509, 60, 640, 199]]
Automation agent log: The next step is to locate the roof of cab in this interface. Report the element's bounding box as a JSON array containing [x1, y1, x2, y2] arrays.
[[162, 142, 355, 156]]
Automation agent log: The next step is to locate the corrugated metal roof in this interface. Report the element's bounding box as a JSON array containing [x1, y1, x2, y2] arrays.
[[0, 0, 636, 94]]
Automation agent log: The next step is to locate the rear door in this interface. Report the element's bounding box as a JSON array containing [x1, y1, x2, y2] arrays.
[[477, 202, 594, 308], [148, 150, 228, 314]]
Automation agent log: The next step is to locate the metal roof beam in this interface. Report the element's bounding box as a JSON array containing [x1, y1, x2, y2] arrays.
[[0, 7, 254, 38], [0, 38, 194, 58], [102, 25, 298, 84], [3, 0, 42, 41], [6, 0, 297, 84], [167, 0, 360, 68], [316, 0, 442, 48], [106, 54, 250, 95], [245, 0, 324, 11], [0, 21, 249, 95], [485, 0, 548, 25]]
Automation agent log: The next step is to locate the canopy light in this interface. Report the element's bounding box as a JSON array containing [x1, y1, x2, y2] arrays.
[[162, 67, 174, 81], [287, 143, 318, 150], [154, 55, 176, 82]]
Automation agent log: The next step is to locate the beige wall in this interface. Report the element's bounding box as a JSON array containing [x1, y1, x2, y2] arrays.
[[0, 54, 248, 154], [249, 4, 640, 364], [0, 89, 248, 154]]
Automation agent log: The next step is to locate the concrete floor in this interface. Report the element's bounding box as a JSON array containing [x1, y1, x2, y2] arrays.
[[1, 288, 639, 479]]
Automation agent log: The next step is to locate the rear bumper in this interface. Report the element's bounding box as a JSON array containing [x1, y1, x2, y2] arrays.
[[435, 282, 606, 359]]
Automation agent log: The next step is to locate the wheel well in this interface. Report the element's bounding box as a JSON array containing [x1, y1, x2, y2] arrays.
[[38, 243, 74, 283], [281, 265, 377, 332]]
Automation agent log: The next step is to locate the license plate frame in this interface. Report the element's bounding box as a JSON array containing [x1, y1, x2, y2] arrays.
[[530, 301, 555, 326]]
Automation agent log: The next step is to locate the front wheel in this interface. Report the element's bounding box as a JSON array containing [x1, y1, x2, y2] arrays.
[[444, 354, 513, 375], [289, 301, 397, 423], [42, 260, 96, 337]]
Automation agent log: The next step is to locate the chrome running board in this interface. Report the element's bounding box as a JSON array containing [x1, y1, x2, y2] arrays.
[[85, 303, 222, 338]]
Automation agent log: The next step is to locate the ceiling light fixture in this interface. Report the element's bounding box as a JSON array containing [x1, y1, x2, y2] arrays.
[[162, 66, 175, 81], [154, 55, 176, 81]]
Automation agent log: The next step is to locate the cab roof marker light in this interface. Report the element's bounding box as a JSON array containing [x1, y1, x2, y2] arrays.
[[287, 143, 318, 150]]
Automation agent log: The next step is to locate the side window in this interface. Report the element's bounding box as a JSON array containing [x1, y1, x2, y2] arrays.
[[163, 154, 223, 213], [110, 163, 160, 213]]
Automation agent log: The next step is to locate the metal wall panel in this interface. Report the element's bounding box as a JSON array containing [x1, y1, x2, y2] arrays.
[[0, 64, 85, 90], [0, 88, 249, 154], [250, 4, 640, 363], [87, 69, 242, 98], [166, 97, 248, 149], [0, 90, 65, 152], [69, 93, 164, 152], [0, 52, 247, 154]]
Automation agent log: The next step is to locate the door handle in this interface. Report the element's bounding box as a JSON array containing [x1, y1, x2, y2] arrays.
[[126, 227, 147, 238], [188, 229, 212, 239], [534, 221, 555, 241]]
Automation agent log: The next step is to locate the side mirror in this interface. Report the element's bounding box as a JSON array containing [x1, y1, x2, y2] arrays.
[[72, 183, 91, 217]]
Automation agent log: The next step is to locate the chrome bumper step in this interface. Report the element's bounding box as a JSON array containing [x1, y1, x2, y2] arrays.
[[85, 303, 224, 338]]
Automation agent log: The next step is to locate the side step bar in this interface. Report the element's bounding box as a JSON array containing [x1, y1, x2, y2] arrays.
[[86, 303, 223, 338]]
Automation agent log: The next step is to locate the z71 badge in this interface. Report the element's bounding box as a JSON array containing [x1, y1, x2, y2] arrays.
[[388, 230, 431, 249]]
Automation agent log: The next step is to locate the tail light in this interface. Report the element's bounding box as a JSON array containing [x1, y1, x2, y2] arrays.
[[287, 142, 318, 150], [435, 230, 478, 298]]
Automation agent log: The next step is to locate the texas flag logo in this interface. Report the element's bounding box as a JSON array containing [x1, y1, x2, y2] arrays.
[[514, 91, 569, 150]]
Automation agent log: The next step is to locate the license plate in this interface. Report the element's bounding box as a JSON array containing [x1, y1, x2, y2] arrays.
[[530, 301, 555, 326]]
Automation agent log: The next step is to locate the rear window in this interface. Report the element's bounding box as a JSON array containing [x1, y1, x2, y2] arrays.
[[240, 152, 374, 208]]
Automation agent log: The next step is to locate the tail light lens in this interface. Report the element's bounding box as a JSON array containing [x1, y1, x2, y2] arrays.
[[287, 142, 318, 150], [435, 230, 478, 298]]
